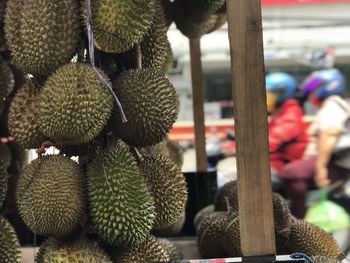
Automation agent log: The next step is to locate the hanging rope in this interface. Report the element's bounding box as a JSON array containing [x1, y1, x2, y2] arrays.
[[85, 0, 127, 123]]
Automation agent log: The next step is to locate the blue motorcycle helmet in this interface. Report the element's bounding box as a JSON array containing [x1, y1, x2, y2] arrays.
[[301, 68, 345, 100], [266, 72, 297, 112]]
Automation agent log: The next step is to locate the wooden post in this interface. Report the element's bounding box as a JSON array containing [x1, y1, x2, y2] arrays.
[[189, 38, 208, 172], [226, 0, 276, 256]]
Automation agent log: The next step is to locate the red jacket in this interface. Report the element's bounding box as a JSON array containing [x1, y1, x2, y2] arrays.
[[269, 99, 308, 173]]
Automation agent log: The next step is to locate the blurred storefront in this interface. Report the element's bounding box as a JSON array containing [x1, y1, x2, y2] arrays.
[[167, 0, 350, 124]]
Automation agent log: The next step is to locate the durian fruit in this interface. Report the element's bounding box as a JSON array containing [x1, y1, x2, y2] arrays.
[[287, 219, 343, 259], [175, 12, 226, 39], [139, 154, 187, 230], [214, 180, 238, 212], [141, 138, 184, 168], [153, 212, 185, 237], [4, 0, 80, 76], [0, 142, 11, 168], [0, 161, 8, 209], [36, 238, 112, 263], [87, 142, 155, 247], [39, 63, 113, 145], [8, 80, 46, 149], [173, 0, 227, 39], [86, 0, 156, 53], [141, 1, 170, 70], [16, 155, 84, 237], [197, 212, 241, 258], [194, 204, 215, 231], [159, 238, 183, 261], [0, 216, 21, 263], [112, 69, 177, 147], [112, 235, 170, 263]]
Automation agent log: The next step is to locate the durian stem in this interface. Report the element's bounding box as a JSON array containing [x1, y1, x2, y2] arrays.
[[36, 141, 63, 156], [135, 45, 142, 69], [134, 147, 144, 162]]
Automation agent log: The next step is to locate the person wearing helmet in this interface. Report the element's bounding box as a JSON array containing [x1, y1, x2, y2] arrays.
[[281, 68, 350, 218], [266, 72, 308, 186]]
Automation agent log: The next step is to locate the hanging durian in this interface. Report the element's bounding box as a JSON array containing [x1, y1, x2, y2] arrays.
[[16, 155, 85, 237], [36, 238, 112, 263], [8, 79, 46, 149], [84, 0, 156, 53], [111, 68, 177, 147], [112, 235, 170, 263], [38, 63, 113, 145], [139, 154, 187, 230], [5, 0, 81, 76], [87, 142, 156, 247]]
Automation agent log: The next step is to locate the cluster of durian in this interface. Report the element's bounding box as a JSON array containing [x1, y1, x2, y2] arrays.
[[0, 0, 201, 261], [0, 2, 24, 261], [195, 181, 344, 262]]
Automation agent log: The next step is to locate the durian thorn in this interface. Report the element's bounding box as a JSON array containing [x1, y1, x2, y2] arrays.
[[134, 147, 144, 162], [135, 44, 142, 69], [36, 141, 63, 156]]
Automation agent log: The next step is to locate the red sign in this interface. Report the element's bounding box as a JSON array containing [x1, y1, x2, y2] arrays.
[[262, 0, 350, 5]]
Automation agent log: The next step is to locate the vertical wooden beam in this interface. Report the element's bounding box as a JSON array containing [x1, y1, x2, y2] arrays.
[[226, 0, 276, 256], [189, 38, 208, 172]]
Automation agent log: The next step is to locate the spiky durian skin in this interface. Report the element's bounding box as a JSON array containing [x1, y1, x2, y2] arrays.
[[197, 212, 241, 258], [141, 138, 184, 168], [4, 0, 80, 76], [38, 63, 113, 145], [214, 181, 238, 212], [8, 80, 46, 149], [194, 204, 215, 231], [139, 154, 187, 230], [287, 220, 342, 259], [36, 238, 112, 263], [112, 235, 170, 263], [153, 212, 185, 237], [86, 0, 156, 53], [159, 238, 183, 261], [0, 216, 21, 263], [0, 162, 8, 209], [175, 12, 226, 39], [87, 143, 155, 247], [112, 69, 177, 147], [141, 1, 170, 70], [16, 155, 84, 237]]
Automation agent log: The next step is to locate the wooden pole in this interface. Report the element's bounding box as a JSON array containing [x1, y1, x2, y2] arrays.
[[226, 0, 276, 256], [189, 38, 208, 172]]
